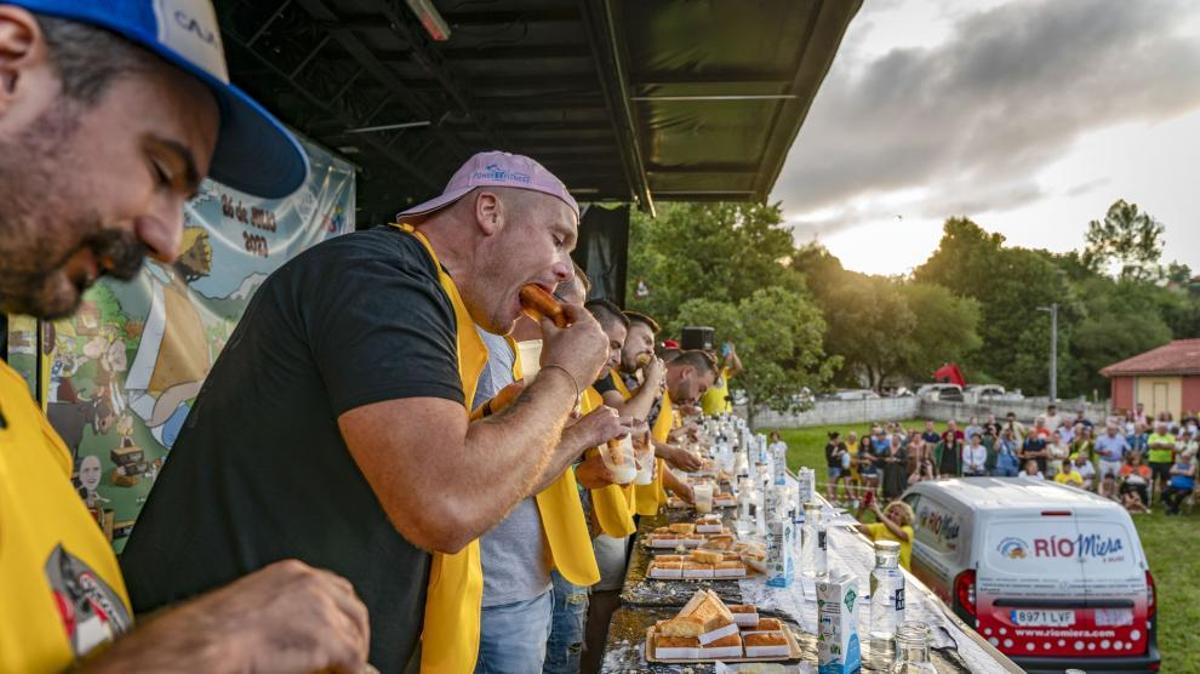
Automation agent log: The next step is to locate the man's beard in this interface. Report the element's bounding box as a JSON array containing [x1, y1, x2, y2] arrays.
[[0, 106, 147, 319]]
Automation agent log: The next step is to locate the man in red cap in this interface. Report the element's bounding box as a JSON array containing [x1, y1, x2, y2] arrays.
[[121, 151, 625, 671], [0, 2, 368, 671]]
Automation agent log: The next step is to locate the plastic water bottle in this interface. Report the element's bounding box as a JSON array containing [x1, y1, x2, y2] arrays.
[[814, 518, 828, 578], [869, 540, 906, 662], [800, 501, 822, 578], [736, 477, 755, 537]]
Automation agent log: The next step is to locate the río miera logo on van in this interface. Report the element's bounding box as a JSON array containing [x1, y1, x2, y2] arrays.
[[997, 533, 1125, 561]]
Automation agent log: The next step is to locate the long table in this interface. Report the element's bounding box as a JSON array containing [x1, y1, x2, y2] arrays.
[[598, 487, 1022, 672]]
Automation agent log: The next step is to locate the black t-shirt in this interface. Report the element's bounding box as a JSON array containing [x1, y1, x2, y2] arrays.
[[593, 372, 617, 395], [120, 227, 462, 671], [825, 441, 846, 467]]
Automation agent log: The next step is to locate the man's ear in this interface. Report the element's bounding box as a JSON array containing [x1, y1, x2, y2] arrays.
[[474, 190, 503, 236], [0, 7, 45, 110]]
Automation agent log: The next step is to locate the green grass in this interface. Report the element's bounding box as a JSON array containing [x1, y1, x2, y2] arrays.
[[768, 419, 1199, 672]]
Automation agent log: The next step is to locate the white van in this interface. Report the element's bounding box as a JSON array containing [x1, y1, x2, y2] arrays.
[[902, 478, 1160, 673]]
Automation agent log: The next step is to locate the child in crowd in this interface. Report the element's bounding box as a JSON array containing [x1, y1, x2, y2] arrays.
[[1018, 459, 1044, 480]]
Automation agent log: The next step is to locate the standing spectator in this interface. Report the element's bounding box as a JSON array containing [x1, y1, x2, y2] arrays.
[[858, 429, 881, 503], [1021, 430, 1049, 475], [1073, 409, 1094, 429], [1162, 450, 1196, 516], [993, 429, 1021, 477], [840, 431, 859, 503], [882, 433, 908, 499], [983, 414, 1002, 439], [824, 432, 848, 502], [964, 416, 984, 442], [909, 455, 936, 486], [921, 421, 941, 447], [1004, 412, 1027, 443], [906, 431, 928, 476], [1135, 402, 1147, 425], [938, 421, 965, 477], [1128, 422, 1149, 456], [1122, 409, 1137, 436], [1147, 421, 1177, 503], [962, 435, 988, 477], [1058, 421, 1075, 446], [1044, 404, 1062, 434], [1031, 415, 1051, 440], [1046, 430, 1070, 478], [1094, 425, 1129, 481], [1071, 453, 1096, 491], [1019, 460, 1044, 480], [1071, 426, 1094, 462], [1119, 453, 1153, 509]]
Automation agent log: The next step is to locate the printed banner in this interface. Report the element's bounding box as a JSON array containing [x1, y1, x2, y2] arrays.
[[5, 138, 354, 551]]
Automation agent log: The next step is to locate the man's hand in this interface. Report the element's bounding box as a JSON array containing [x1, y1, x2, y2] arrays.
[[642, 356, 665, 391], [576, 449, 616, 489], [561, 406, 629, 457], [540, 304, 609, 389], [84, 560, 369, 674], [660, 444, 703, 472]]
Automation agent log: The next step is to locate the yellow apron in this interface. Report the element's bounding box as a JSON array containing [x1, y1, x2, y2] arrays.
[[607, 370, 642, 512], [636, 391, 674, 514], [509, 344, 601, 588], [392, 224, 486, 674], [580, 387, 636, 538]]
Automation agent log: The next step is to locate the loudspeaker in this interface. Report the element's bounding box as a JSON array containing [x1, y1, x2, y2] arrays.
[[680, 326, 715, 352]]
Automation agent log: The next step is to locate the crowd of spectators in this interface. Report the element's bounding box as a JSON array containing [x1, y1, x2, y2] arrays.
[[824, 404, 1198, 516]]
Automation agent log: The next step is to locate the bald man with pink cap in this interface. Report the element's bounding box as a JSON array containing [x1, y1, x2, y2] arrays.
[[122, 151, 628, 671]]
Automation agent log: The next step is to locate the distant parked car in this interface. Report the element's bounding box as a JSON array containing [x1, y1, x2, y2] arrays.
[[965, 384, 1025, 401], [916, 383, 964, 402]]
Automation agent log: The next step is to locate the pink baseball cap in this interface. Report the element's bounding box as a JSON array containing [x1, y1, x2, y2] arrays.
[[396, 151, 579, 222]]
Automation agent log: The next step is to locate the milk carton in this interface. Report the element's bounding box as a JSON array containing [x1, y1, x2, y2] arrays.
[[816, 573, 862, 674], [765, 513, 795, 588]]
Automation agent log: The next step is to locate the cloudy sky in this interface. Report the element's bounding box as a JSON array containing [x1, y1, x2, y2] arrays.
[[770, 0, 1200, 276]]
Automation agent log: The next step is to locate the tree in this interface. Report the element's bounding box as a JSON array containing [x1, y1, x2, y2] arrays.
[[897, 282, 982, 381], [915, 218, 1079, 396], [1082, 199, 1165, 282], [676, 287, 837, 425], [626, 201, 805, 333], [1067, 276, 1174, 397], [818, 273, 915, 389], [794, 243, 981, 389]]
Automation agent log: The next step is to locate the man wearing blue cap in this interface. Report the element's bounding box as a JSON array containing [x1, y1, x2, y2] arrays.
[[0, 2, 369, 671]]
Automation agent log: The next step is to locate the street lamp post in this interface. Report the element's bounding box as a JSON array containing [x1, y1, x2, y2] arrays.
[[1037, 303, 1059, 402]]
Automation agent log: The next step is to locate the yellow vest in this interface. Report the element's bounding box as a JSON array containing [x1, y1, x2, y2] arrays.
[[0, 361, 133, 672], [509, 345, 601, 588], [393, 225, 487, 674], [400, 224, 598, 672], [581, 387, 636, 538], [637, 390, 674, 513], [701, 367, 732, 415]]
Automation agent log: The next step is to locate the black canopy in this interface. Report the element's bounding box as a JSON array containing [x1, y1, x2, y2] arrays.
[[215, 0, 861, 222]]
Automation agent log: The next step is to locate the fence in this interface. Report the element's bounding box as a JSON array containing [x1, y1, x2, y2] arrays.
[[745, 397, 1110, 430]]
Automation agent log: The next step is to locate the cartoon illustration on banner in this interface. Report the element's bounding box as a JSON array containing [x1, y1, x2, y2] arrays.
[[6, 139, 354, 551]]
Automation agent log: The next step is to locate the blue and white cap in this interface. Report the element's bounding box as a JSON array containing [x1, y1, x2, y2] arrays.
[[11, 0, 307, 198]]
